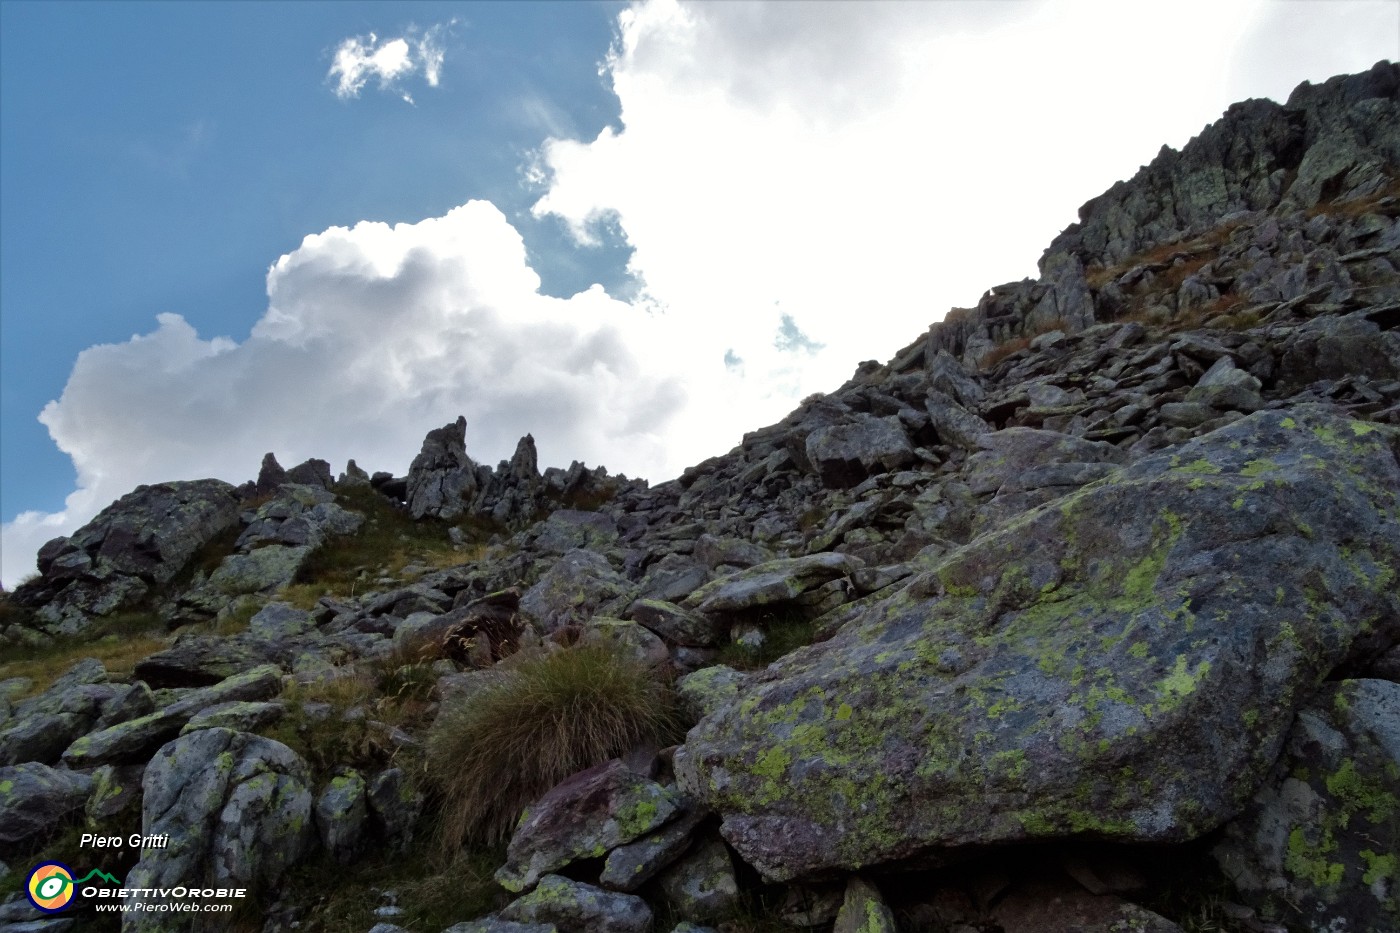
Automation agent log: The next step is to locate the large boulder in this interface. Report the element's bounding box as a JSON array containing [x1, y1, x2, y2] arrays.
[[1214, 678, 1400, 932], [804, 416, 915, 489], [675, 407, 1400, 880], [0, 658, 126, 765], [520, 550, 635, 632], [122, 728, 314, 929]]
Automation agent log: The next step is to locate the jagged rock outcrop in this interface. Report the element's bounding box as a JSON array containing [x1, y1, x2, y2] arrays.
[[404, 417, 635, 528], [10, 479, 242, 637]]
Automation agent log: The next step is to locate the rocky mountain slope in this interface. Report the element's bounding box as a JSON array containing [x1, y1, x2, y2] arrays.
[[2, 62, 1398, 933]]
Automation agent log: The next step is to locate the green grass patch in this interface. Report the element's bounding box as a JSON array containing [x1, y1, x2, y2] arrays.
[[425, 644, 682, 850], [257, 666, 433, 778], [273, 839, 505, 932], [715, 612, 819, 671], [0, 611, 169, 699], [288, 485, 493, 600]]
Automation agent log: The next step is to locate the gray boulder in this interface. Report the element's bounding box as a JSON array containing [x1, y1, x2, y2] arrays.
[[0, 762, 93, 852], [498, 875, 652, 933], [1214, 678, 1400, 932], [0, 658, 123, 765], [600, 802, 708, 892], [675, 408, 1400, 880], [520, 549, 634, 633], [14, 479, 241, 635], [315, 768, 369, 864], [656, 837, 740, 922], [804, 416, 914, 489], [832, 877, 897, 933], [628, 599, 727, 648], [63, 665, 283, 769], [684, 552, 862, 617], [122, 728, 313, 922], [496, 759, 679, 893], [964, 427, 1126, 496], [367, 767, 423, 851]]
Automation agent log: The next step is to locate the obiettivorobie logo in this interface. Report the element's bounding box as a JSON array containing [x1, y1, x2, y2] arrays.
[[24, 861, 248, 917], [25, 862, 122, 913]]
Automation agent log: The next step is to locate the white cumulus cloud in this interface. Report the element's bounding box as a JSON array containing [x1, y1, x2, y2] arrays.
[[1, 202, 686, 587], [329, 23, 454, 103]]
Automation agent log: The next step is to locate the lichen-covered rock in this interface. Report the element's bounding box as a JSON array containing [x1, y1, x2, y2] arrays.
[[656, 837, 739, 922], [315, 768, 369, 864], [498, 874, 652, 933], [628, 599, 727, 649], [122, 727, 313, 929], [180, 700, 286, 735], [600, 802, 708, 892], [132, 633, 292, 688], [248, 601, 317, 639], [684, 552, 862, 617], [832, 877, 897, 933], [367, 767, 423, 851], [1214, 678, 1400, 931], [676, 407, 1400, 880], [580, 618, 669, 669], [496, 759, 679, 893], [0, 658, 123, 765], [63, 664, 283, 767], [520, 549, 634, 633], [0, 762, 93, 852], [676, 666, 749, 724]]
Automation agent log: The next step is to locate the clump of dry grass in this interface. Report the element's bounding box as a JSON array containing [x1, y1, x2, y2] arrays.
[[426, 644, 681, 850]]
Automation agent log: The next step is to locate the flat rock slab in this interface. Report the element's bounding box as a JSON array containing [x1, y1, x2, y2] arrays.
[[685, 552, 863, 616], [675, 408, 1400, 880]]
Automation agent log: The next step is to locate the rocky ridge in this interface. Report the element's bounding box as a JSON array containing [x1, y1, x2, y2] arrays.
[[2, 63, 1398, 933]]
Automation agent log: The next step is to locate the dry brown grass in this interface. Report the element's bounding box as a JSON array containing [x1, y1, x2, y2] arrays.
[[426, 644, 681, 850], [979, 335, 1032, 370]]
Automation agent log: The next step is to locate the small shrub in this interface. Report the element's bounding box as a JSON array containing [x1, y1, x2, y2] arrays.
[[426, 644, 682, 850]]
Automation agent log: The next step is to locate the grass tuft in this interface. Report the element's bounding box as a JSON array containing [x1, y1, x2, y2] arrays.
[[426, 644, 681, 850]]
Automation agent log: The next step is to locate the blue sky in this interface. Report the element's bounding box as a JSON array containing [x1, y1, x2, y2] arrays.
[[2, 0, 1397, 586]]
